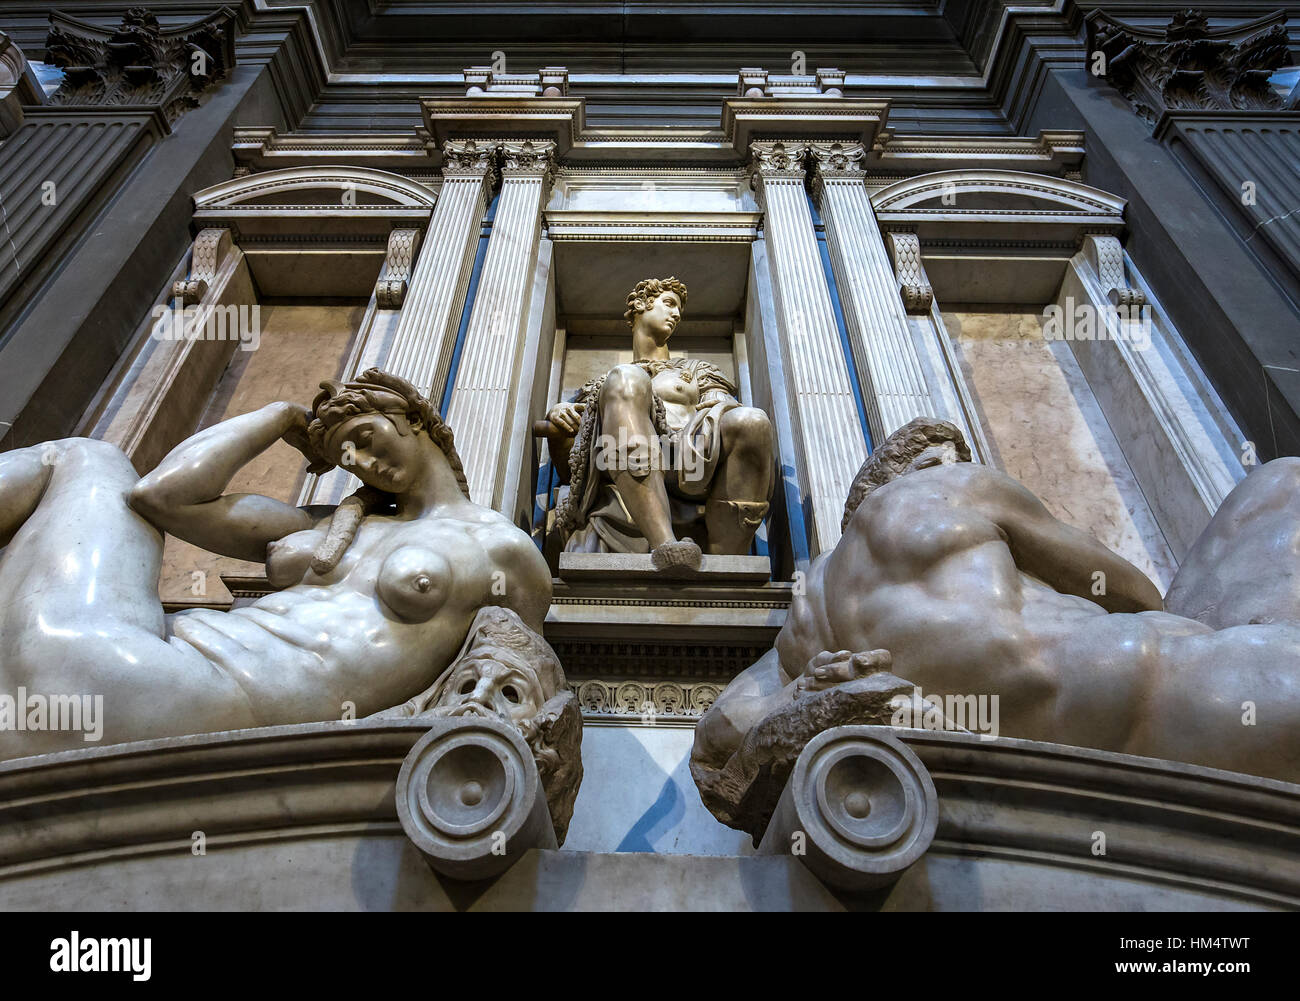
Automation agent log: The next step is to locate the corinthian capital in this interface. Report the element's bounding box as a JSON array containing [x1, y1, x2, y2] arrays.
[[442, 139, 497, 176], [807, 141, 866, 177], [499, 139, 558, 177], [749, 140, 809, 178]]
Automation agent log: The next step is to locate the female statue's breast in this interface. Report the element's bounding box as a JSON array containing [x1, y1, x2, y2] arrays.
[[376, 545, 452, 622]]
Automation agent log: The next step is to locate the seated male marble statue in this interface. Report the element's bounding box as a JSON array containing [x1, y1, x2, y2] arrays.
[[693, 417, 1300, 834], [0, 369, 553, 759], [546, 277, 775, 572], [374, 604, 584, 843]]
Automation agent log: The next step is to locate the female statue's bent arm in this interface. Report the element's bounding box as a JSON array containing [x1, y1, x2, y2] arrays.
[[130, 401, 320, 562]]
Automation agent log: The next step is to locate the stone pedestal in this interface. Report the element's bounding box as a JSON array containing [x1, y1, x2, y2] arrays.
[[557, 552, 772, 584]]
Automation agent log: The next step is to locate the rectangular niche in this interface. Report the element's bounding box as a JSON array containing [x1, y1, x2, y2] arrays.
[[940, 303, 1177, 590], [157, 297, 369, 609]]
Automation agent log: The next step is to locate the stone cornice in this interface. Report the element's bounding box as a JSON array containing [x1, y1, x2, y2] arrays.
[[420, 95, 584, 158], [722, 98, 890, 154]]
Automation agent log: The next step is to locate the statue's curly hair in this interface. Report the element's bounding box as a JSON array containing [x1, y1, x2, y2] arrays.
[[841, 417, 971, 530], [303, 368, 471, 574], [308, 367, 470, 499], [624, 276, 688, 327]]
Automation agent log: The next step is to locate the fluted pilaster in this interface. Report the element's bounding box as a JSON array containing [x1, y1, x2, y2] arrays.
[[809, 141, 937, 444], [383, 139, 496, 401], [751, 140, 867, 554], [445, 140, 556, 509]]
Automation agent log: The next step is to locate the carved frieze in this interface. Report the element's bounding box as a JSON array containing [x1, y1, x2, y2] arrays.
[[575, 679, 722, 722], [45, 6, 236, 127], [1087, 8, 1290, 126]]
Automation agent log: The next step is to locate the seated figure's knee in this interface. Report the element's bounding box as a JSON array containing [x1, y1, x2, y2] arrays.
[[601, 365, 653, 409], [723, 406, 773, 450]]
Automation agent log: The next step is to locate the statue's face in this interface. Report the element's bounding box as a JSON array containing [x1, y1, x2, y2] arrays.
[[637, 291, 682, 344], [434, 651, 547, 725], [326, 413, 424, 493], [907, 441, 959, 474]]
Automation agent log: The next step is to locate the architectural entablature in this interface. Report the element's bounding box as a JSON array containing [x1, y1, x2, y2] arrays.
[[420, 95, 585, 158], [871, 169, 1127, 246], [191, 165, 436, 242], [867, 130, 1085, 177], [722, 98, 890, 155], [543, 209, 762, 243], [231, 127, 439, 176]]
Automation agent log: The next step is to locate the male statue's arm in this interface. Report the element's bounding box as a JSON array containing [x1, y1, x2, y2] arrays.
[[129, 401, 323, 563], [984, 470, 1163, 614]]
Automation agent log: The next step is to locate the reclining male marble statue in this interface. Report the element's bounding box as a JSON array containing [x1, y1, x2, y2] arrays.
[[0, 368, 574, 787], [544, 276, 776, 572], [691, 417, 1300, 840]]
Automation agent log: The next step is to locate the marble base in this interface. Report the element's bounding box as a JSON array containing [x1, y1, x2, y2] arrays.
[[0, 721, 1294, 910], [558, 552, 771, 583]]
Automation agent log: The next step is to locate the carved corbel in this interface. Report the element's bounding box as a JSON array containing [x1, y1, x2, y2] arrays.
[[1083, 234, 1147, 308], [885, 232, 935, 315], [375, 228, 421, 309], [173, 228, 233, 306]]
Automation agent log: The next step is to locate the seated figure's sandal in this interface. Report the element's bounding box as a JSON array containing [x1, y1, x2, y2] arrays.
[[650, 537, 703, 575]]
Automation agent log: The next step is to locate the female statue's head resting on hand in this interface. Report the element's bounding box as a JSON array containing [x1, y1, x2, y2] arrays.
[[307, 367, 470, 498], [304, 368, 472, 575]]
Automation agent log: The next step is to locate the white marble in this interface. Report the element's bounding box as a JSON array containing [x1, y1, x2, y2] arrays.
[[942, 307, 1178, 588], [752, 145, 867, 555]]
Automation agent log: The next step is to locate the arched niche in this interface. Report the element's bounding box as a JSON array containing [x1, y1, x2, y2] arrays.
[[871, 169, 1127, 304], [190, 166, 435, 298]]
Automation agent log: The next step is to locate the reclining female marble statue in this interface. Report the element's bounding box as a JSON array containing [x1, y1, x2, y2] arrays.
[[692, 417, 1300, 837], [0, 368, 554, 760], [545, 276, 775, 571]]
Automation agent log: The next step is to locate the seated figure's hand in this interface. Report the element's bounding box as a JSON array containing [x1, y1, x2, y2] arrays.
[[547, 401, 586, 434], [795, 648, 892, 698]]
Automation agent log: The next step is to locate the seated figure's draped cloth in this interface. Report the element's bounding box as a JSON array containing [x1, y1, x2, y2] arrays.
[[554, 357, 739, 553]]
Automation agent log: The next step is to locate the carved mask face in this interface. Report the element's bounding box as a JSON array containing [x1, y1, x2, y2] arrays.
[[326, 413, 423, 493], [639, 292, 682, 344], [433, 651, 547, 725]]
